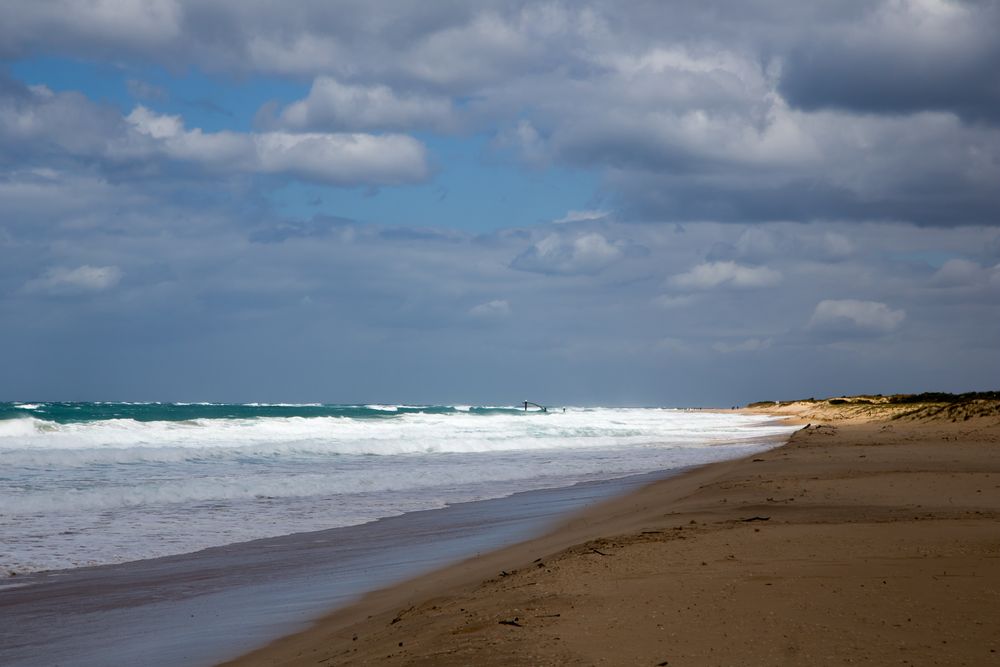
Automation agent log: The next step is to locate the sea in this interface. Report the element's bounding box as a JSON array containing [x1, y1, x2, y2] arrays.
[[0, 401, 797, 666], [0, 401, 794, 576]]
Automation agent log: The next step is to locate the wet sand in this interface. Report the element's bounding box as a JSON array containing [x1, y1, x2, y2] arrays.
[[228, 399, 1000, 666], [0, 467, 696, 667]]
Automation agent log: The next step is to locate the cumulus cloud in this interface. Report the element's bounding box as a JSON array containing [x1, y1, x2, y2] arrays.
[[254, 131, 428, 185], [510, 232, 624, 275], [669, 261, 782, 290], [552, 209, 610, 225], [274, 77, 454, 132], [126, 78, 167, 102], [469, 299, 511, 319], [712, 337, 772, 354], [0, 78, 121, 162], [928, 258, 1000, 289], [3, 2, 1000, 224], [0, 0, 182, 59], [651, 294, 697, 310], [3, 212, 999, 402], [125, 106, 430, 186], [4, 3, 1000, 402], [495, 119, 550, 166], [707, 227, 855, 264], [808, 299, 906, 335], [25, 265, 122, 294], [778, 0, 1000, 124], [0, 79, 430, 187]]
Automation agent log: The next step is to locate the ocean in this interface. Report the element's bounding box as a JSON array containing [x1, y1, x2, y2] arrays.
[[0, 402, 794, 577]]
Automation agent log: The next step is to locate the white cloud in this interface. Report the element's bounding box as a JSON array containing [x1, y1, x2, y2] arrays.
[[651, 294, 697, 309], [253, 132, 428, 185], [244, 32, 345, 77], [669, 261, 782, 290], [511, 232, 623, 275], [712, 337, 772, 354], [126, 78, 167, 102], [469, 299, 511, 319], [126, 105, 184, 140], [552, 209, 609, 224], [0, 0, 182, 53], [821, 232, 854, 258], [4, 3, 1000, 224], [496, 119, 549, 165], [276, 77, 453, 132], [930, 258, 989, 287], [125, 106, 429, 186], [654, 337, 695, 354], [808, 299, 906, 334], [25, 265, 122, 294], [5, 214, 1000, 402]]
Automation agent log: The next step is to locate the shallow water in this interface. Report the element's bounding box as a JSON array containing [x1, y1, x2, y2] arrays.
[[0, 468, 701, 667]]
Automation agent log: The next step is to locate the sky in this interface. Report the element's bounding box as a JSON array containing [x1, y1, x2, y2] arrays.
[[1, 0, 998, 406]]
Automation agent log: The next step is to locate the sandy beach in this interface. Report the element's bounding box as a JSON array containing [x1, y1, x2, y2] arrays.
[[228, 395, 1000, 666]]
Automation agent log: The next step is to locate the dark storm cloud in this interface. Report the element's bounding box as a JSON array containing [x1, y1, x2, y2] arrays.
[[615, 170, 1000, 226], [778, 2, 1000, 124]]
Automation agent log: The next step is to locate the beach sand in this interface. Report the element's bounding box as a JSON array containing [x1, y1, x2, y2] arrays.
[[227, 396, 1000, 666]]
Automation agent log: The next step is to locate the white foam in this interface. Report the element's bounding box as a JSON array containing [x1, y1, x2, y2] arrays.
[[0, 409, 796, 574], [0, 411, 794, 469], [244, 402, 323, 407]]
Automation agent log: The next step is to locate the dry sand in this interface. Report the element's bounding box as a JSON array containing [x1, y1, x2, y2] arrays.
[[226, 397, 1000, 666]]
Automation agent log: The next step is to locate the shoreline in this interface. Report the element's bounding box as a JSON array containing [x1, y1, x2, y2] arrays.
[[228, 400, 1000, 665], [223, 427, 797, 665], [3, 447, 788, 667]]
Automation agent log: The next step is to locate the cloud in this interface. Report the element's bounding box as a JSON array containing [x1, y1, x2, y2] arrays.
[[0, 78, 430, 187], [0, 77, 123, 163], [808, 299, 906, 335], [495, 119, 550, 166], [3, 212, 999, 403], [651, 294, 697, 310], [669, 261, 782, 290], [3, 3, 1000, 224], [0, 0, 182, 59], [254, 131, 428, 185], [25, 265, 122, 294], [125, 106, 430, 186], [712, 337, 772, 354], [469, 299, 511, 319], [552, 209, 610, 225], [0, 77, 429, 187], [126, 78, 167, 102], [274, 77, 454, 132], [778, 0, 1000, 124], [707, 227, 854, 264], [510, 232, 624, 275], [929, 258, 1000, 289]]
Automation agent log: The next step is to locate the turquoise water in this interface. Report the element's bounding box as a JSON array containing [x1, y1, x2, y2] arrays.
[[0, 401, 517, 423]]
